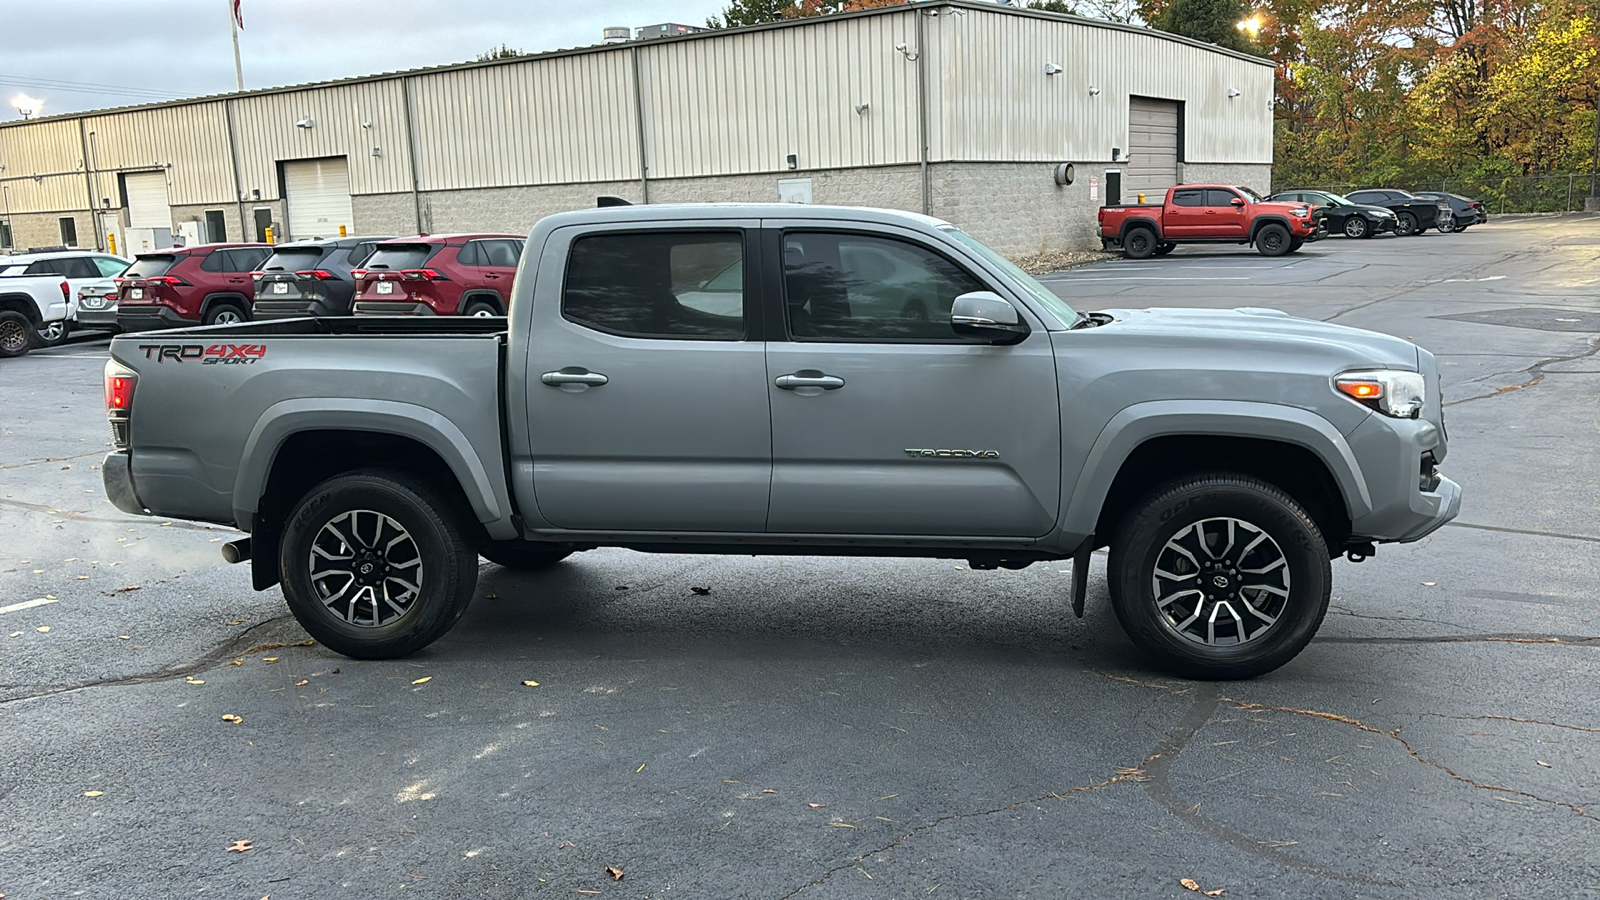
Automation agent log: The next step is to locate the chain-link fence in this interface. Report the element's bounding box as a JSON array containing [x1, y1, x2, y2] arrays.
[[1306, 174, 1598, 214]]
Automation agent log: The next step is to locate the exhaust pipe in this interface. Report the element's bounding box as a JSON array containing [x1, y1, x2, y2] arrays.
[[221, 537, 252, 564]]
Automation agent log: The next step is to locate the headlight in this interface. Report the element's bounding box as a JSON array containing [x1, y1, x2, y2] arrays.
[[1291, 207, 1309, 217], [1333, 369, 1426, 418]]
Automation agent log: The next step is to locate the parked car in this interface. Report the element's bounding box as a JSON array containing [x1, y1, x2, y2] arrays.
[[1413, 191, 1487, 231], [100, 203, 1460, 679], [251, 236, 392, 319], [1099, 185, 1322, 258], [0, 250, 129, 356], [75, 278, 124, 334], [1268, 190, 1398, 239], [351, 234, 524, 317], [115, 243, 272, 332], [1344, 189, 1449, 236]]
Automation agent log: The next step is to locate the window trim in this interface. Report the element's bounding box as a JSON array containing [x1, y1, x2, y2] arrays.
[[58, 216, 79, 248], [558, 227, 756, 343], [775, 227, 998, 345]]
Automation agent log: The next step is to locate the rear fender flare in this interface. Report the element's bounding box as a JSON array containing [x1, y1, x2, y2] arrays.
[[0, 293, 44, 323], [201, 293, 251, 320], [1058, 400, 1373, 540], [232, 399, 517, 538], [459, 290, 506, 315], [1119, 218, 1162, 241]]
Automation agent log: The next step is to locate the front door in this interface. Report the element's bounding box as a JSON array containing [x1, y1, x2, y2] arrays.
[[764, 226, 1061, 537], [524, 223, 771, 532], [1199, 188, 1248, 238]]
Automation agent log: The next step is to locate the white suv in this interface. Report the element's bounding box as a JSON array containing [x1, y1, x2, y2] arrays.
[[0, 251, 129, 356]]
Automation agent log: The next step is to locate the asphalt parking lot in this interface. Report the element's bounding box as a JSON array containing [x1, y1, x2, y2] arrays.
[[3, 216, 1598, 899]]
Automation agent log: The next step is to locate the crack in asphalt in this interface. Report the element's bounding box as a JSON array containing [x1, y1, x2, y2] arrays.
[[0, 496, 228, 533], [776, 766, 1147, 898], [1443, 337, 1600, 406], [1418, 712, 1600, 735], [0, 449, 109, 470], [0, 615, 301, 705], [1327, 605, 1466, 629], [1316, 633, 1600, 645], [1445, 521, 1600, 544]]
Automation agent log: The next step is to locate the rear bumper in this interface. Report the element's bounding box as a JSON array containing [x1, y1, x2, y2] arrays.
[[102, 451, 147, 516], [117, 305, 198, 332], [255, 299, 341, 319], [353, 301, 436, 316], [76, 307, 121, 331]]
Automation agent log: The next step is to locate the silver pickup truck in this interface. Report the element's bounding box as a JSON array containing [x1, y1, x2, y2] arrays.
[[101, 204, 1460, 679]]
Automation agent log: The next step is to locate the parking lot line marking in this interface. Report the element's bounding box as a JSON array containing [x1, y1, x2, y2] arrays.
[[0, 597, 60, 615], [1052, 276, 1252, 283]]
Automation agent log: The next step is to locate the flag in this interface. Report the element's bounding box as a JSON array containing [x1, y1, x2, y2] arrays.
[[232, 0, 244, 30]]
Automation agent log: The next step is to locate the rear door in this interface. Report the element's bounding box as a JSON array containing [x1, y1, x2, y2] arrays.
[[523, 222, 770, 532], [1164, 188, 1208, 238], [763, 224, 1061, 537]]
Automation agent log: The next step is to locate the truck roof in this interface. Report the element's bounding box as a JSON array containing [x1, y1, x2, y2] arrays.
[[535, 203, 953, 231]]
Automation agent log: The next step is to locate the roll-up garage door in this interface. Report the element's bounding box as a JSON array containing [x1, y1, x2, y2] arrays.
[[1127, 97, 1181, 203], [124, 172, 171, 229], [284, 157, 353, 241]]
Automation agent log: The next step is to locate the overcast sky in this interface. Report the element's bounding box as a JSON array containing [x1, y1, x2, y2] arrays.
[[1, 0, 730, 121]]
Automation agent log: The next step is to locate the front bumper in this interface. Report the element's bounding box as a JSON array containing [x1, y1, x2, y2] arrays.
[[102, 451, 147, 516], [1346, 413, 1462, 543], [117, 305, 199, 332]]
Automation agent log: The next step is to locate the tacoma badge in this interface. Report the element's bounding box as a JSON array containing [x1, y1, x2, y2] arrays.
[[904, 448, 1000, 458]]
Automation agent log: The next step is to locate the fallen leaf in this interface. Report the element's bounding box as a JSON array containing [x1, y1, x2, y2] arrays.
[[35, 626, 50, 633], [1180, 878, 1225, 897], [221, 714, 243, 724], [32, 569, 43, 574], [9, 632, 22, 638], [636, 763, 646, 773], [1422, 581, 1437, 586], [691, 586, 711, 595], [76, 575, 90, 580], [412, 676, 432, 685], [185, 677, 206, 685], [226, 620, 245, 625], [826, 822, 856, 829], [83, 790, 104, 797], [263, 657, 279, 663], [295, 680, 309, 687], [808, 803, 826, 809], [1536, 760, 1551, 768], [117, 635, 130, 640], [605, 866, 624, 881], [228, 658, 243, 666], [762, 788, 778, 794], [227, 840, 252, 853], [521, 680, 540, 687]]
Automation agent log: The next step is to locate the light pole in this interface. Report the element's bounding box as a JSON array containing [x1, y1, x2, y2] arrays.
[[10, 93, 40, 119]]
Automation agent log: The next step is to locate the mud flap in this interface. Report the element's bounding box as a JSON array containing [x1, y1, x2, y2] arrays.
[[1070, 540, 1092, 618]]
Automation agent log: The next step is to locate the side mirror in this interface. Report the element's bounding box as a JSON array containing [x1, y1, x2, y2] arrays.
[[951, 291, 1029, 343], [1230, 197, 1245, 207]]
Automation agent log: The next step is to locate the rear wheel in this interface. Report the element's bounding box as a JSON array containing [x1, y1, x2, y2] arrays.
[[1107, 474, 1331, 679], [462, 299, 502, 317], [1397, 212, 1418, 236], [1124, 228, 1157, 260], [36, 318, 70, 348], [204, 303, 248, 326], [1342, 217, 1368, 239], [480, 543, 573, 571], [1256, 223, 1291, 257], [0, 311, 34, 358], [280, 471, 478, 659]]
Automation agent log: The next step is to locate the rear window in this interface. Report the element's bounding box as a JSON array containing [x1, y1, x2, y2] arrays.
[[123, 255, 177, 278], [260, 247, 326, 271], [365, 244, 438, 270]]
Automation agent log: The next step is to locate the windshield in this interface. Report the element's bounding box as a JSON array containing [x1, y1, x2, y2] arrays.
[[1319, 192, 1354, 205], [260, 247, 325, 271], [1237, 186, 1266, 202], [123, 255, 176, 278], [941, 227, 1080, 329], [365, 244, 437, 270]]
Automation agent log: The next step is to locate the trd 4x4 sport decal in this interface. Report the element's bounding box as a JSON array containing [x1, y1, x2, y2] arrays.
[[137, 344, 267, 365]]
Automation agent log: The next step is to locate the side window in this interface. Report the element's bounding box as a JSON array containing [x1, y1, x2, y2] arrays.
[[94, 257, 129, 277], [63, 257, 98, 278], [783, 232, 984, 342], [1172, 189, 1205, 208], [457, 242, 483, 266], [226, 248, 270, 272], [487, 240, 521, 267], [1206, 189, 1242, 207], [562, 231, 744, 340], [23, 260, 59, 276], [200, 251, 226, 272]]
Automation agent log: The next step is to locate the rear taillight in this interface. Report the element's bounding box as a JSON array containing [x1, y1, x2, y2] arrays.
[[105, 362, 136, 448], [296, 269, 336, 280], [351, 269, 368, 279], [151, 276, 184, 286], [249, 270, 265, 279], [60, 280, 70, 302], [401, 268, 447, 281]]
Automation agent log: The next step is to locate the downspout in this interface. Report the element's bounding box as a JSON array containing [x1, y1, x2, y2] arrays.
[[224, 98, 247, 242], [402, 76, 425, 232], [916, 9, 931, 216], [631, 45, 651, 204], [76, 118, 100, 250]]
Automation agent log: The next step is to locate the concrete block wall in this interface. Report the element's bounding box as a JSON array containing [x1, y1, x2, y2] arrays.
[[646, 166, 922, 213], [1, 210, 96, 253], [929, 162, 1118, 256]]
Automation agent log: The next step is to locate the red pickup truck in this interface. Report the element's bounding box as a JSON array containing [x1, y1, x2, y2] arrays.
[[1099, 185, 1321, 259]]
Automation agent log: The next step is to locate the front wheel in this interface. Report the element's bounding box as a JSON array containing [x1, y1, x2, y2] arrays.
[[1287, 238, 1305, 253], [1106, 474, 1331, 679], [1153, 242, 1176, 256], [1256, 223, 1291, 257], [1343, 217, 1368, 239], [1397, 212, 1418, 236], [279, 471, 478, 659]]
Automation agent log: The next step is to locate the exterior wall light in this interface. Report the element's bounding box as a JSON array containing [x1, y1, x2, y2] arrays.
[[1226, 88, 1242, 99], [854, 103, 870, 115], [1088, 85, 1101, 96], [295, 118, 316, 129], [1044, 62, 1063, 75]]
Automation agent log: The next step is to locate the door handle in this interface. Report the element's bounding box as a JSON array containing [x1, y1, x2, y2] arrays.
[[775, 372, 845, 390], [541, 369, 609, 386]]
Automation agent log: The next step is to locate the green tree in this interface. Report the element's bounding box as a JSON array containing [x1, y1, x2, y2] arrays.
[[475, 44, 524, 61], [1145, 0, 1257, 52], [706, 0, 837, 28]]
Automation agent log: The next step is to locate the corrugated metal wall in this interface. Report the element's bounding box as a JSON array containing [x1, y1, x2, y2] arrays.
[[233, 81, 412, 198], [639, 11, 919, 178], [0, 4, 1272, 217], [928, 8, 1272, 164]]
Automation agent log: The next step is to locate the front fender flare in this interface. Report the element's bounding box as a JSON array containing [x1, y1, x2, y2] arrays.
[[1059, 400, 1373, 539], [231, 398, 516, 538]]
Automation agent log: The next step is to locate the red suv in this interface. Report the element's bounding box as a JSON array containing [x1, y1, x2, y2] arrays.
[[351, 234, 523, 317], [115, 243, 272, 331]]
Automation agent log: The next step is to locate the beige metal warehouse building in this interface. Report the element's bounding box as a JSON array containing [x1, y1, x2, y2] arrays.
[[0, 1, 1274, 258]]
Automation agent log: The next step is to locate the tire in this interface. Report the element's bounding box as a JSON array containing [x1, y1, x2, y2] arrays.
[[0, 311, 33, 358], [36, 318, 70, 348], [1287, 238, 1304, 253], [1397, 212, 1418, 236], [1106, 474, 1332, 680], [480, 543, 573, 571], [1154, 242, 1176, 256], [461, 299, 502, 318], [279, 470, 479, 660], [1123, 228, 1158, 260], [1342, 217, 1368, 239], [204, 302, 248, 326], [1255, 223, 1291, 257], [1453, 222, 1468, 233], [1436, 215, 1454, 234]]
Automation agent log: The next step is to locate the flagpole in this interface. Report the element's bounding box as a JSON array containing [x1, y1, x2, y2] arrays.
[[228, 0, 244, 91]]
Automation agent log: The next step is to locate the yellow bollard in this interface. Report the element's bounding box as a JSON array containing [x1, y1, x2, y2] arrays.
[[264, 226, 274, 245], [339, 224, 347, 237], [108, 233, 117, 255], [1138, 192, 1146, 204]]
